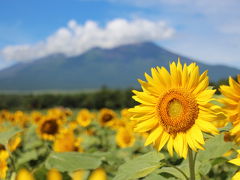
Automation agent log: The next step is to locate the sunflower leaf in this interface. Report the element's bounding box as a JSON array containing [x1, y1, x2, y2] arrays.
[[113, 151, 164, 180], [45, 152, 102, 172], [0, 126, 22, 146], [198, 134, 233, 162], [144, 173, 173, 180], [16, 150, 38, 167]]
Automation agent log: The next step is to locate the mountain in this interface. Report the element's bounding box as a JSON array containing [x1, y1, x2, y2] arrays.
[[0, 42, 239, 91]]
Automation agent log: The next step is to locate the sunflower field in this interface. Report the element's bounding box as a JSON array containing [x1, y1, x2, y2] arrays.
[[1, 60, 240, 180]]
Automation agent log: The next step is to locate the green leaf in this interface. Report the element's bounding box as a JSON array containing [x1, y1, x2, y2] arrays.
[[198, 134, 233, 162], [219, 123, 232, 133], [45, 152, 102, 172], [144, 173, 172, 180], [16, 150, 38, 166], [157, 158, 201, 180], [24, 140, 43, 151], [198, 161, 211, 175], [158, 167, 186, 180], [113, 151, 164, 180], [0, 126, 21, 146], [33, 165, 48, 180]]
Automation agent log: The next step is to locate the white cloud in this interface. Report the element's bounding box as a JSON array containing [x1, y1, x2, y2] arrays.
[[0, 18, 174, 62]]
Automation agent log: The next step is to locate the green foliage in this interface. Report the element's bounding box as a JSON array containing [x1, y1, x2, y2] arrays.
[[113, 151, 164, 180], [45, 152, 102, 172], [0, 126, 21, 146], [0, 88, 137, 110], [198, 134, 233, 161]]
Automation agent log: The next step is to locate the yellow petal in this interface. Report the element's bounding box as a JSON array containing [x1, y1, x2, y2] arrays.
[[195, 119, 218, 135], [145, 126, 163, 146], [193, 76, 209, 95], [156, 131, 170, 151], [134, 118, 158, 132], [190, 125, 204, 145], [229, 158, 240, 166], [167, 136, 174, 156]]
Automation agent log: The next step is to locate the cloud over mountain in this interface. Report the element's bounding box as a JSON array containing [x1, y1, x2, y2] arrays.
[[0, 18, 174, 62]]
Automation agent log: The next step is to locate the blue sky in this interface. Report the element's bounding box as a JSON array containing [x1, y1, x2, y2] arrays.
[[0, 0, 240, 69]]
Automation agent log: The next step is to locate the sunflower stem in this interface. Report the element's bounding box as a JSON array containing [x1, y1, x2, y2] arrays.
[[188, 149, 195, 180]]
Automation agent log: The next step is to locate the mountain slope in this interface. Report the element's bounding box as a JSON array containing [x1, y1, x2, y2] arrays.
[[0, 42, 238, 91]]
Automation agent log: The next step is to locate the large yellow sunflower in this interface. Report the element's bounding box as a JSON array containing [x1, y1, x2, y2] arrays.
[[37, 116, 62, 141], [129, 60, 219, 158], [219, 76, 240, 143]]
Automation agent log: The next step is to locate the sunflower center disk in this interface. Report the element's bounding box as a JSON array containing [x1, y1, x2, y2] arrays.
[[168, 100, 183, 118], [157, 89, 199, 134], [41, 120, 59, 135]]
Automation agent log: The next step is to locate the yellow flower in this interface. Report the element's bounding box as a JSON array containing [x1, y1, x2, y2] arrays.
[[47, 169, 62, 180], [16, 169, 35, 180], [210, 105, 228, 128], [229, 150, 240, 180], [71, 170, 86, 180], [9, 135, 21, 152], [37, 116, 62, 141], [232, 172, 240, 180], [121, 108, 131, 119], [220, 76, 240, 143], [89, 168, 107, 180], [13, 111, 29, 127], [129, 60, 219, 158], [53, 129, 82, 152], [0, 110, 11, 123], [0, 159, 8, 179], [98, 108, 116, 127], [0, 151, 9, 179], [77, 109, 93, 127], [112, 119, 126, 130], [31, 111, 43, 124], [116, 127, 135, 148], [0, 135, 21, 153]]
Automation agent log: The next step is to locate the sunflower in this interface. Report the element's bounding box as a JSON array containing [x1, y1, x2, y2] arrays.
[[71, 170, 86, 180], [77, 109, 93, 127], [47, 107, 71, 121], [229, 150, 240, 180], [8, 135, 21, 152], [13, 110, 29, 127], [16, 169, 35, 180], [121, 108, 131, 119], [220, 76, 240, 143], [116, 127, 135, 148], [0, 151, 9, 179], [210, 104, 228, 128], [98, 108, 116, 127], [31, 111, 43, 124], [129, 60, 219, 158], [53, 129, 82, 152], [89, 168, 107, 180], [37, 116, 62, 141], [47, 169, 62, 180]]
